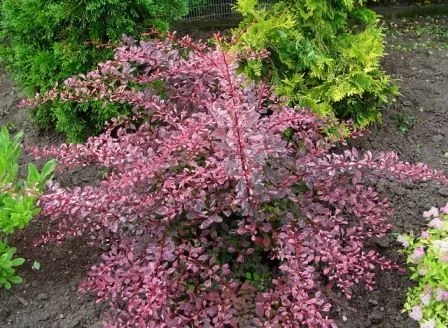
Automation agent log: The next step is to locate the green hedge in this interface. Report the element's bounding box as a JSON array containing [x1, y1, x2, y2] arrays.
[[0, 0, 201, 142]]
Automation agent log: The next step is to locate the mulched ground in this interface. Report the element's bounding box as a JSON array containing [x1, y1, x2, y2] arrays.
[[0, 14, 447, 328]]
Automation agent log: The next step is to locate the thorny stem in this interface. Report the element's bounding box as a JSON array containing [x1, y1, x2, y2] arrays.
[[218, 45, 253, 202]]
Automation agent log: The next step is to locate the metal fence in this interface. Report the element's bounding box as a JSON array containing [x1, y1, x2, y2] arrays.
[[183, 0, 279, 22]]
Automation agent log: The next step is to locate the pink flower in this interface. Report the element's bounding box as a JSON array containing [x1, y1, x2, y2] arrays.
[[434, 288, 448, 302], [410, 247, 425, 263], [441, 254, 448, 263], [420, 231, 430, 239], [397, 235, 410, 247], [423, 207, 439, 218], [409, 305, 423, 321], [440, 203, 448, 214], [418, 266, 428, 276], [420, 293, 431, 306], [428, 218, 444, 229], [433, 240, 448, 255], [420, 319, 436, 328], [436, 288, 445, 301]]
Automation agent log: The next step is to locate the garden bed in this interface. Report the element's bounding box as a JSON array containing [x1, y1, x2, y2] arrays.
[[0, 14, 447, 328]]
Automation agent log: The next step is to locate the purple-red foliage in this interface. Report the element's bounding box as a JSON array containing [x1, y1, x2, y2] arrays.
[[29, 35, 448, 328]]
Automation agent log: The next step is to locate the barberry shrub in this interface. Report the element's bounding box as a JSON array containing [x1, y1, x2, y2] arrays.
[[0, 0, 202, 141], [231, 0, 398, 127], [29, 36, 447, 327], [0, 127, 55, 288], [398, 205, 448, 327]]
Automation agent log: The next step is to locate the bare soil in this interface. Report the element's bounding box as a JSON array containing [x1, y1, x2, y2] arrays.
[[334, 18, 448, 328], [0, 71, 103, 327], [334, 50, 448, 328], [0, 15, 447, 328]]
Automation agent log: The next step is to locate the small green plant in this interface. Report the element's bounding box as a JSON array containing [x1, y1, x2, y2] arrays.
[[0, 240, 25, 289], [231, 0, 398, 127], [392, 112, 416, 133], [31, 260, 40, 271], [0, 127, 56, 288], [398, 204, 448, 327]]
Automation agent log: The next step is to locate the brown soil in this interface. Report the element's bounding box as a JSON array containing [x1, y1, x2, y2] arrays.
[[0, 69, 103, 328], [333, 20, 448, 328], [0, 15, 447, 328]]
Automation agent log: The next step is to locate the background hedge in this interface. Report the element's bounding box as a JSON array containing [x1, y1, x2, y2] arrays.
[[0, 0, 202, 142]]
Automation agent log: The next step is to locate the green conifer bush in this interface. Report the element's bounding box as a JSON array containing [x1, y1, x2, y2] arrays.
[[0, 0, 200, 141], [231, 0, 398, 127]]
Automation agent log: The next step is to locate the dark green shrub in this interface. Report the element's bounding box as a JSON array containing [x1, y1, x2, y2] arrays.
[[0, 0, 199, 142], [231, 0, 398, 127], [0, 127, 55, 288]]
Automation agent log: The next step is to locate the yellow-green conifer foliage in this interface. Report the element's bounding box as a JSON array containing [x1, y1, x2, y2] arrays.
[[232, 0, 397, 126]]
